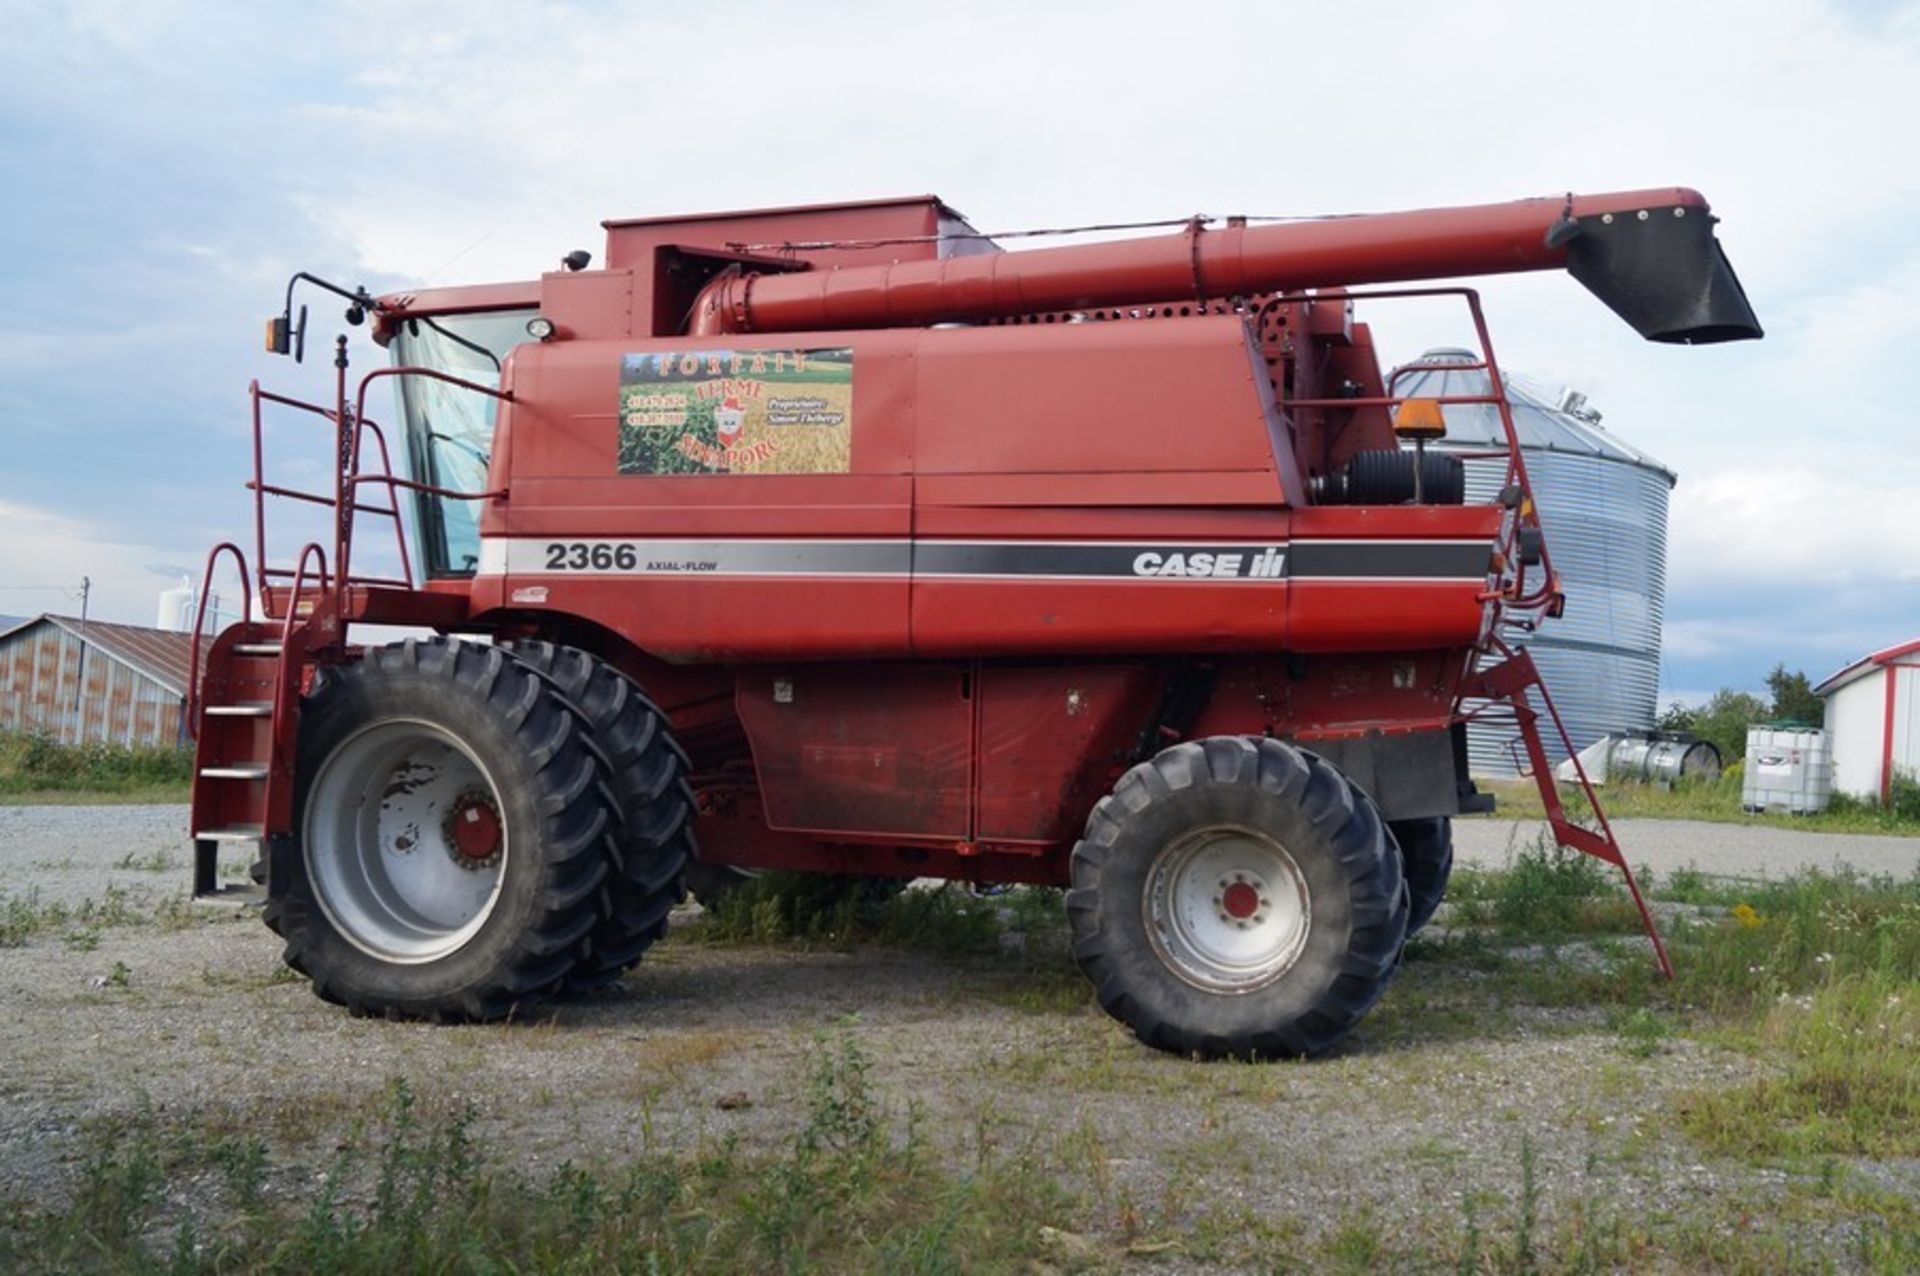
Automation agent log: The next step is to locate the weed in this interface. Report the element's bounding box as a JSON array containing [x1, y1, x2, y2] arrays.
[[1609, 1006, 1671, 1057], [1675, 972, 1920, 1159], [113, 847, 177, 873], [696, 874, 1057, 961]]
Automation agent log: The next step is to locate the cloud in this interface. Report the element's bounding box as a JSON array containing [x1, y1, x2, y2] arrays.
[[1668, 468, 1920, 589], [0, 499, 218, 627]]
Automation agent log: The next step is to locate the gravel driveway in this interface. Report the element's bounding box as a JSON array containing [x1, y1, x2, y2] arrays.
[[2, 803, 1912, 1267]]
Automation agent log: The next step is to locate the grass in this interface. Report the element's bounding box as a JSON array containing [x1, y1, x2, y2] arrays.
[[0, 883, 199, 947], [0, 1038, 1082, 1275], [693, 872, 1064, 960], [1477, 772, 1920, 837], [0, 731, 191, 804], [4, 848, 1917, 1269]]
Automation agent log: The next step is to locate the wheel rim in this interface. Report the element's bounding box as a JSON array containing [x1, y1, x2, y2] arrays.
[[304, 719, 509, 963], [1145, 824, 1311, 993]]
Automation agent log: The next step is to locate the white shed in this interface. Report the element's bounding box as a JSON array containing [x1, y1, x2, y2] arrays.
[[1814, 638, 1920, 803]]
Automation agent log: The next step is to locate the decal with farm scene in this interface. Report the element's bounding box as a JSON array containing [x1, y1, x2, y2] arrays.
[[617, 347, 854, 476]]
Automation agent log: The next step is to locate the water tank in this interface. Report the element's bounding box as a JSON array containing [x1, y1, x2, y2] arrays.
[[1392, 349, 1675, 777], [156, 580, 195, 632], [1742, 726, 1833, 814]]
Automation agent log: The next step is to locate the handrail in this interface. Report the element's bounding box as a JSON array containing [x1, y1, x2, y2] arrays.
[[350, 417, 416, 587], [1265, 284, 1559, 643], [348, 472, 505, 501], [282, 542, 330, 627], [185, 542, 254, 740], [339, 366, 510, 589]]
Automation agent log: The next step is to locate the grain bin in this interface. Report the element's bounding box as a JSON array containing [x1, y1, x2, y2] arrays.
[[1392, 349, 1675, 777]]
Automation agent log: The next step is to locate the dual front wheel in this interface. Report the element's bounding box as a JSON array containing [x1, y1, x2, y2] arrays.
[[267, 638, 692, 1020]]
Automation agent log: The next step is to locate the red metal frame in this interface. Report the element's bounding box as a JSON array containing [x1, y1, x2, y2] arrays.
[[186, 189, 1753, 979], [243, 359, 506, 627], [185, 542, 253, 738]]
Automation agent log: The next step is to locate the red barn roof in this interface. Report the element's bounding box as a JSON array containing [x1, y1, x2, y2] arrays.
[[1813, 637, 1920, 697]]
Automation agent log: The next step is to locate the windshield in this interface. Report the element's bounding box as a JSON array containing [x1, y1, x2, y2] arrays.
[[390, 309, 533, 576]]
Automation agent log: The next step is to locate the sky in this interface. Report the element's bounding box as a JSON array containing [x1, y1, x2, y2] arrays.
[[0, 0, 1916, 704]]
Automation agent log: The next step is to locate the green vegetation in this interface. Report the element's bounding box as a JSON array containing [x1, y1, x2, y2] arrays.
[[0, 731, 192, 803], [0, 1041, 1080, 1274], [1480, 770, 1920, 835], [0, 884, 197, 947], [1656, 662, 1826, 763], [697, 871, 1064, 956]]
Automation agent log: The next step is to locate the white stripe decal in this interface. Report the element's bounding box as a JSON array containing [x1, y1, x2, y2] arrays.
[[479, 537, 1490, 582]]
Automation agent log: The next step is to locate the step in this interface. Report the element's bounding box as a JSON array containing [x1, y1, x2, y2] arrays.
[[204, 702, 273, 717], [195, 824, 265, 843], [232, 642, 283, 656], [199, 764, 270, 781]]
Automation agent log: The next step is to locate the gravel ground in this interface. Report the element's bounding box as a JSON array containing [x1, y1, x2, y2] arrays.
[[1457, 816, 1919, 879], [1, 804, 1912, 1266]]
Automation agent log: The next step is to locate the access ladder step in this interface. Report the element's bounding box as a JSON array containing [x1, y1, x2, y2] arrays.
[[200, 764, 270, 780], [204, 702, 273, 717], [195, 824, 265, 842]]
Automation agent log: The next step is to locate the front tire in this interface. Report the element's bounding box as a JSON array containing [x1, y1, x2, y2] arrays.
[[503, 641, 693, 992], [1067, 737, 1407, 1058], [266, 639, 612, 1021]]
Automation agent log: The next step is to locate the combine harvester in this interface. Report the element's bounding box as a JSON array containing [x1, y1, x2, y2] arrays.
[[189, 188, 1759, 1056]]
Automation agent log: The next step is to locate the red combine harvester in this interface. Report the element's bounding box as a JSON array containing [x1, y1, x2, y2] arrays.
[[189, 188, 1759, 1056]]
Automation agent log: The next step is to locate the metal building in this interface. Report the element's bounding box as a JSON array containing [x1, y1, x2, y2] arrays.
[[1393, 349, 1675, 776], [0, 614, 204, 747], [1814, 638, 1920, 803]]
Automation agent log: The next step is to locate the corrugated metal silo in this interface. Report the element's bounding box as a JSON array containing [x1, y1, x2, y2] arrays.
[[1393, 349, 1675, 776]]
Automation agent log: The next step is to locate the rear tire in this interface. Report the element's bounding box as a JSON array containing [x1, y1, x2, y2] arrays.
[[504, 641, 694, 993], [1067, 737, 1407, 1058], [266, 639, 612, 1021], [1390, 816, 1454, 936]]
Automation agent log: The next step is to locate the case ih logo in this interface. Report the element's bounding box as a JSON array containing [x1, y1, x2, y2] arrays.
[[1131, 548, 1285, 579]]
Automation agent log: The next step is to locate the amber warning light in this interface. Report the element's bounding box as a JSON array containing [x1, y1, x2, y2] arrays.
[[265, 303, 308, 360]]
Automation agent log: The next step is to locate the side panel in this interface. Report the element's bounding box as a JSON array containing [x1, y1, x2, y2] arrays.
[[730, 661, 1155, 849], [910, 317, 1299, 657], [483, 333, 917, 661], [735, 664, 971, 838], [1286, 505, 1497, 653], [974, 664, 1152, 843]]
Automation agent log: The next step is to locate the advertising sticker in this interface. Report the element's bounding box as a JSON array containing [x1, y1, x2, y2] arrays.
[[617, 347, 853, 476]]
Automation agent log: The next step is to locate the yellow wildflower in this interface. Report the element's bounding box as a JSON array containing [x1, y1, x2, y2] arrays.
[[1731, 903, 1762, 928]]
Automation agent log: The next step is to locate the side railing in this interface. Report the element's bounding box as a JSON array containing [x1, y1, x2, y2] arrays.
[[184, 542, 255, 739], [1270, 285, 1559, 638], [243, 341, 509, 624]]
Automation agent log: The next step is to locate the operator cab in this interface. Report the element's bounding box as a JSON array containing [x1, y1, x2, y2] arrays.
[[386, 309, 533, 577]]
